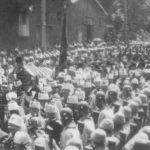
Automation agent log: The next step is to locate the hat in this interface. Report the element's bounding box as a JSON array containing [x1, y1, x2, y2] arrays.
[[77, 80, 85, 87], [133, 97, 142, 106], [96, 91, 105, 97], [108, 84, 119, 93], [94, 77, 101, 85], [61, 84, 70, 92], [129, 101, 139, 114], [44, 103, 57, 113], [67, 95, 78, 104], [8, 114, 22, 128], [38, 92, 50, 101], [43, 85, 52, 92], [138, 94, 147, 104], [6, 92, 17, 101], [30, 101, 41, 110], [75, 89, 85, 101], [142, 88, 150, 99], [91, 129, 106, 144], [113, 112, 125, 125], [108, 73, 114, 80], [29, 117, 42, 128], [65, 146, 79, 150], [14, 131, 30, 145], [61, 107, 73, 120], [131, 78, 139, 85], [66, 138, 83, 150], [84, 81, 92, 88], [65, 75, 72, 82], [123, 106, 132, 120], [123, 84, 132, 91], [78, 101, 89, 112], [8, 101, 19, 111], [99, 118, 114, 132]]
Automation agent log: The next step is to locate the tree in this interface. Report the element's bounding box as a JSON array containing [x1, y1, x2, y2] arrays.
[[110, 0, 150, 41]]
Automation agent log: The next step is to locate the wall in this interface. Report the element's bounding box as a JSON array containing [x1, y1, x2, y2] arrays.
[[67, 0, 106, 44], [0, 0, 106, 49]]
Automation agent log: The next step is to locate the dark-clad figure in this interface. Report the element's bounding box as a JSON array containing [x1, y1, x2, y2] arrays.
[[0, 82, 8, 130], [12, 56, 35, 92]]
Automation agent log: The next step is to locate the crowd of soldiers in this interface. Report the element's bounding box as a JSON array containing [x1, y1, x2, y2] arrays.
[[0, 41, 150, 150]]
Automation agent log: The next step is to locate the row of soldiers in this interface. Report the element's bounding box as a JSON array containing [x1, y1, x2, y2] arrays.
[[0, 42, 150, 150]]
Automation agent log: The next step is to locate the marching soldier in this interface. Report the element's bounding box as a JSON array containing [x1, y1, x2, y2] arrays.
[[131, 78, 140, 96], [45, 103, 63, 144], [106, 84, 120, 106], [99, 118, 119, 147], [121, 84, 133, 103], [97, 89, 115, 125], [90, 90, 106, 112], [60, 107, 80, 150], [78, 101, 95, 146], [90, 128, 108, 150], [113, 112, 125, 139], [122, 106, 132, 135]]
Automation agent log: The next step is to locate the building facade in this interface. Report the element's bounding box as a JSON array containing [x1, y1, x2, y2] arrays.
[[0, 0, 107, 49]]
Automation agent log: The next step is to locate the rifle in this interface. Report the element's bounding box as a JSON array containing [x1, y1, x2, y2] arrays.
[[45, 125, 53, 150], [118, 131, 127, 150], [133, 116, 141, 130], [127, 123, 137, 142], [141, 104, 148, 125], [108, 139, 116, 150], [92, 111, 100, 125], [113, 103, 120, 113], [77, 121, 84, 135]]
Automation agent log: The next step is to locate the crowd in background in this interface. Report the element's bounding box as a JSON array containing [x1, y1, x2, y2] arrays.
[[0, 40, 150, 150]]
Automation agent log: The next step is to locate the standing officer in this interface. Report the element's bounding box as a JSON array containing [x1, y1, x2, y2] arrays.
[[12, 56, 35, 92]]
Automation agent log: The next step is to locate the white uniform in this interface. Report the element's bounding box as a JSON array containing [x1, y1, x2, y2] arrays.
[[33, 130, 50, 150], [14, 131, 32, 150], [80, 116, 95, 146], [97, 106, 114, 126], [60, 122, 80, 150]]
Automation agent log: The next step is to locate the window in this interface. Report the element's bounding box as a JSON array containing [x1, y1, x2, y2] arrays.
[[84, 17, 95, 26], [18, 13, 30, 37], [84, 17, 94, 43]]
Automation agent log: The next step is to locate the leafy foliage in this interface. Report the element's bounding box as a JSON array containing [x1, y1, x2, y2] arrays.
[[109, 0, 150, 40]]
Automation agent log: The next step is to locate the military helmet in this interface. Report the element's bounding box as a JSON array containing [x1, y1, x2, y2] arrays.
[[78, 101, 89, 115], [96, 91, 105, 99], [61, 107, 73, 123]]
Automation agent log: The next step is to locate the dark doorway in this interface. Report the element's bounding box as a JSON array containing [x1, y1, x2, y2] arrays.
[[86, 24, 93, 43]]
